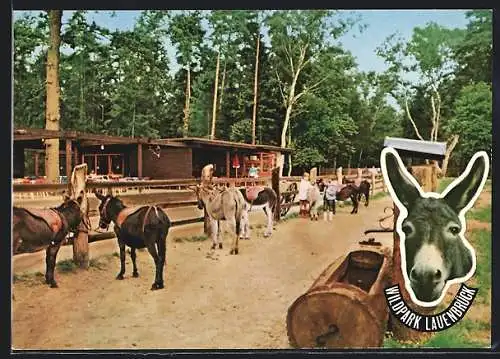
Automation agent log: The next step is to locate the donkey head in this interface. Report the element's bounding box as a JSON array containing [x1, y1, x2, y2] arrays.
[[94, 190, 120, 229], [57, 190, 85, 230], [381, 148, 489, 304]]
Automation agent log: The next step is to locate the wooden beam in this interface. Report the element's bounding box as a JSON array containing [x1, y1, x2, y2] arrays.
[[107, 155, 112, 174], [226, 151, 230, 178], [65, 139, 72, 189], [73, 145, 79, 167], [137, 143, 143, 178], [34, 152, 39, 177]]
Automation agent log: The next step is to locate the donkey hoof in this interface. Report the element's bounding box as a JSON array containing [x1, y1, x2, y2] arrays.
[[245, 236, 251, 240], [151, 282, 164, 290], [211, 244, 216, 250], [116, 274, 125, 280], [218, 243, 223, 249], [50, 282, 59, 288], [133, 272, 139, 278]]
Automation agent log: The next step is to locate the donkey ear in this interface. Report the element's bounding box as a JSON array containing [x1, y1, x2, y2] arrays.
[[443, 151, 489, 213], [381, 148, 421, 208], [94, 190, 105, 201]]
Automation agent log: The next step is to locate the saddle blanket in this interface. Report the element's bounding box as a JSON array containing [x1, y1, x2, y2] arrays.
[[246, 186, 265, 201], [26, 208, 63, 233], [116, 206, 148, 228]]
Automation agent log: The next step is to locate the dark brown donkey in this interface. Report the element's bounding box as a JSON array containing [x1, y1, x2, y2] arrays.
[[13, 192, 85, 288], [342, 178, 371, 208], [94, 192, 171, 290]]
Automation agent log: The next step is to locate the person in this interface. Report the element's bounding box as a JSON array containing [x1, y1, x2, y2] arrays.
[[298, 172, 311, 218], [248, 164, 259, 178], [323, 178, 340, 221]]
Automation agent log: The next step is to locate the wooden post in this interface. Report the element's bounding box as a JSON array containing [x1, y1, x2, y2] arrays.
[[65, 139, 72, 189], [243, 156, 247, 177], [226, 151, 230, 178], [272, 167, 281, 222], [336, 167, 343, 185], [121, 156, 125, 176], [107, 154, 112, 175], [73, 145, 79, 167], [137, 143, 143, 178], [371, 172, 376, 196], [260, 152, 264, 172], [70, 164, 89, 269], [94, 155, 98, 174], [34, 152, 39, 177], [391, 204, 435, 342]]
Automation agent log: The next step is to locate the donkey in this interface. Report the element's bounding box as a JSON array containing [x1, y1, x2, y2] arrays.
[[381, 147, 489, 305], [94, 191, 171, 290], [13, 191, 85, 288], [239, 186, 277, 238], [336, 185, 362, 214], [343, 178, 371, 207], [191, 164, 247, 255], [307, 182, 322, 221]]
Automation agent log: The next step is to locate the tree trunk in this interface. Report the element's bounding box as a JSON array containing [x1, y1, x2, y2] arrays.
[[182, 66, 191, 137], [44, 10, 62, 184], [441, 135, 459, 178], [70, 164, 89, 269], [279, 105, 294, 177], [218, 60, 226, 111], [210, 51, 221, 139], [252, 34, 260, 145]]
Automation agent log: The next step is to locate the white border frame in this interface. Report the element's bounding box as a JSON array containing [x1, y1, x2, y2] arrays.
[[380, 147, 490, 307]]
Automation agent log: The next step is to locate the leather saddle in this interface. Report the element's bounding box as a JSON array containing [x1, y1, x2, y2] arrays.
[[26, 208, 63, 234], [116, 206, 158, 232], [246, 186, 265, 201]]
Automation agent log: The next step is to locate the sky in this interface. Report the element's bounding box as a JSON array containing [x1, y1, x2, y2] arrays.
[[14, 9, 471, 79]]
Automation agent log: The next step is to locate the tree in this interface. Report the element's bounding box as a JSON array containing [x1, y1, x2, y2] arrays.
[[453, 10, 492, 86], [267, 10, 356, 176], [377, 23, 465, 175], [168, 11, 205, 137], [445, 82, 491, 173], [45, 10, 63, 183]]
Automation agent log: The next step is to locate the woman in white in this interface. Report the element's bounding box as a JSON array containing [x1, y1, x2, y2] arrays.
[[298, 172, 311, 218]]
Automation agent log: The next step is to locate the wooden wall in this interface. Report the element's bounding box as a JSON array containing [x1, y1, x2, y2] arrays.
[[142, 147, 192, 179]]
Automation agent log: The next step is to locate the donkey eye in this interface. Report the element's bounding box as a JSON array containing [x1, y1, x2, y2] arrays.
[[402, 224, 413, 236], [449, 226, 461, 235]]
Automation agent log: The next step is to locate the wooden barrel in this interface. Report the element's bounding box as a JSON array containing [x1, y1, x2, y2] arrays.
[[287, 249, 391, 348]]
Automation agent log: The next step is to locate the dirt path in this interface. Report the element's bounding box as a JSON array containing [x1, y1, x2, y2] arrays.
[[12, 197, 394, 349]]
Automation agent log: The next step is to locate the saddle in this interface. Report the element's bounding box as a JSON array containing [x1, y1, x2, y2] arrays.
[[25, 208, 63, 234], [115, 206, 159, 232], [246, 186, 265, 201]]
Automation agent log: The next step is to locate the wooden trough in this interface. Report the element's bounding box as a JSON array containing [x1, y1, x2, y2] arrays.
[[287, 247, 391, 348]]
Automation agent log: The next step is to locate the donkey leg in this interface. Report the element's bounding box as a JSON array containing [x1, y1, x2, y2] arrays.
[[45, 242, 62, 288], [116, 240, 126, 280], [228, 218, 239, 255], [263, 206, 272, 237], [217, 220, 223, 249], [153, 232, 167, 289], [146, 239, 163, 290], [131, 248, 139, 278], [210, 220, 219, 250]]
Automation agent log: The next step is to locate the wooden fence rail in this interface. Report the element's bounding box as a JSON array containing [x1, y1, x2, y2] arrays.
[[12, 172, 386, 255]]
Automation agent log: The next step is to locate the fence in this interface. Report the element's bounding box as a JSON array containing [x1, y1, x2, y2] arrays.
[[13, 170, 386, 253]]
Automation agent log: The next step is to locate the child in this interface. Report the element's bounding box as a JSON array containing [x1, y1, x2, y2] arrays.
[[298, 172, 311, 218], [323, 178, 340, 221]]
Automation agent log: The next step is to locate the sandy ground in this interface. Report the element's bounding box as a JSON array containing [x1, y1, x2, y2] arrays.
[[12, 196, 395, 350]]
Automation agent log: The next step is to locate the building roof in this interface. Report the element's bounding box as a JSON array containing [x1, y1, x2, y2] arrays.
[[14, 128, 292, 153], [384, 137, 447, 159], [163, 137, 293, 153]]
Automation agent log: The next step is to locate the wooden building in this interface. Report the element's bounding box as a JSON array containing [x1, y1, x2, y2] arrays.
[[13, 128, 292, 180]]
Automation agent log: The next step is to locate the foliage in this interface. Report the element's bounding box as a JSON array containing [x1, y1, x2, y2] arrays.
[[13, 10, 491, 172]]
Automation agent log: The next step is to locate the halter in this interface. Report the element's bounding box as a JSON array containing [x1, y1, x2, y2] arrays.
[[98, 196, 113, 231]]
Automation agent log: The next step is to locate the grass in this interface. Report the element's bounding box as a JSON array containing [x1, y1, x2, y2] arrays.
[[469, 228, 491, 304], [56, 259, 78, 273], [173, 234, 208, 243], [13, 271, 44, 284], [467, 206, 491, 223], [384, 319, 489, 348], [371, 191, 388, 200]]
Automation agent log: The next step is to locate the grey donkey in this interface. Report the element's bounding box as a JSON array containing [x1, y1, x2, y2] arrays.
[[191, 164, 248, 255], [381, 147, 489, 305]]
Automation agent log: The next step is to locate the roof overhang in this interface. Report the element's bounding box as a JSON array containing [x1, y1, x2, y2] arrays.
[[163, 137, 293, 153], [383, 137, 446, 160]]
